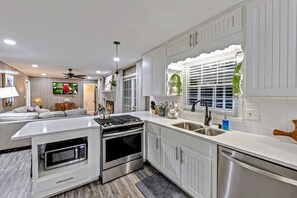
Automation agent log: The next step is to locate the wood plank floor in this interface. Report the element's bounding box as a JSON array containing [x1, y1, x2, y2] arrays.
[[0, 150, 158, 198]]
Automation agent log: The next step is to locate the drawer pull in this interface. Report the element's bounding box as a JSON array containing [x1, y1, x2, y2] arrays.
[[56, 177, 74, 184]]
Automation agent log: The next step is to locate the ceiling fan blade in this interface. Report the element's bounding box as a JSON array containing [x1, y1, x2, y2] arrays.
[[74, 75, 86, 77], [62, 73, 70, 75]]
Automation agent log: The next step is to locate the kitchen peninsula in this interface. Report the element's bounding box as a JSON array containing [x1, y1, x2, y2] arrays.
[[11, 117, 100, 198]]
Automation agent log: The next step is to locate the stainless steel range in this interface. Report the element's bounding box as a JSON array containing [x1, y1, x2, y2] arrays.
[[94, 115, 144, 184]]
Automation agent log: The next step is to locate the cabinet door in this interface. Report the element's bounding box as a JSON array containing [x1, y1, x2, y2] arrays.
[[142, 51, 153, 96], [180, 146, 211, 198], [160, 137, 180, 184], [152, 45, 166, 96], [246, 0, 297, 96], [167, 32, 194, 57], [146, 131, 160, 168]]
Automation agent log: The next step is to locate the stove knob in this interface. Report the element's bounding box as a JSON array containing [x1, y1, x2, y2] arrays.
[[103, 123, 108, 127], [108, 123, 113, 127]]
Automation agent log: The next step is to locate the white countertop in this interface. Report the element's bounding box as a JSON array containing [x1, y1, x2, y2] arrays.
[[126, 111, 297, 170], [11, 116, 100, 140], [12, 111, 297, 170]]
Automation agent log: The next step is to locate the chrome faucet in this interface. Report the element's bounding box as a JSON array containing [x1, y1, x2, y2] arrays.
[[191, 100, 212, 126]]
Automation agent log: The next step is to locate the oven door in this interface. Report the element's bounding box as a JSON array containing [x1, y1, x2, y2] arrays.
[[102, 128, 143, 170]]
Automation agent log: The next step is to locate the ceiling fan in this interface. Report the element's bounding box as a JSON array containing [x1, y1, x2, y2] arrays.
[[63, 69, 86, 79]]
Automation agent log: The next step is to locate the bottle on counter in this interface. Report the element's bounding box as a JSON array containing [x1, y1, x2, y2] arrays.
[[222, 115, 229, 130]]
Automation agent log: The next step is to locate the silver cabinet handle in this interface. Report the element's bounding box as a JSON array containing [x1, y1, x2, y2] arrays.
[[56, 177, 74, 184], [156, 137, 159, 149], [176, 146, 179, 160], [189, 34, 192, 47], [180, 148, 184, 164], [195, 32, 198, 45], [221, 151, 297, 187]]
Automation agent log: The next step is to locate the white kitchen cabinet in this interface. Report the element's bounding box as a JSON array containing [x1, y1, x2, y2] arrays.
[[146, 130, 160, 168], [142, 44, 166, 96], [142, 51, 153, 96], [246, 0, 297, 96], [167, 32, 194, 57], [194, 7, 242, 48], [160, 127, 213, 198], [181, 146, 211, 198], [160, 137, 181, 184]]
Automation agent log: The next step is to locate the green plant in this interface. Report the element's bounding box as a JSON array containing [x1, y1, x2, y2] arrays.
[[170, 73, 182, 96], [109, 79, 116, 87], [97, 103, 102, 110], [232, 62, 242, 96]]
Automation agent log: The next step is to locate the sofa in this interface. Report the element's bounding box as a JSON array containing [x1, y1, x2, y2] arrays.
[[0, 106, 88, 152]]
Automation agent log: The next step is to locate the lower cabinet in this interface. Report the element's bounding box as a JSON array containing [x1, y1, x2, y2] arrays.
[[146, 130, 160, 168], [160, 137, 181, 184], [180, 146, 211, 198], [145, 123, 213, 198]]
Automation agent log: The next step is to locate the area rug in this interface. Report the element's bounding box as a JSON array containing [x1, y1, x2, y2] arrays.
[[136, 173, 190, 198]]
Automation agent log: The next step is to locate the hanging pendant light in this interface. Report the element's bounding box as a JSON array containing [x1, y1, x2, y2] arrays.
[[113, 41, 120, 75]]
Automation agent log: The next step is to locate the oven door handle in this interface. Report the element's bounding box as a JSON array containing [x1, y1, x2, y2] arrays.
[[103, 128, 143, 139]]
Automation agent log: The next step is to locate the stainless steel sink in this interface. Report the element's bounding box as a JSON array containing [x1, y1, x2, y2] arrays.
[[172, 122, 224, 136], [172, 122, 204, 131], [194, 128, 224, 136]]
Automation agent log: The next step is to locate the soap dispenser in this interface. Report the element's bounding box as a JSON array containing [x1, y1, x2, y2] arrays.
[[222, 115, 229, 130]]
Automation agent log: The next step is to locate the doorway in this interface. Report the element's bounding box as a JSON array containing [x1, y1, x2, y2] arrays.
[[123, 77, 136, 112], [83, 83, 96, 114]]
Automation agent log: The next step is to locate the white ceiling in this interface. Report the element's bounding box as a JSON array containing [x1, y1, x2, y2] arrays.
[[0, 0, 243, 79]]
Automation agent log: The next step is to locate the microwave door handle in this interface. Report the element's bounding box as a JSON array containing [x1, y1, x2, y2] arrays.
[[221, 151, 297, 187], [75, 148, 78, 159], [103, 128, 143, 138]]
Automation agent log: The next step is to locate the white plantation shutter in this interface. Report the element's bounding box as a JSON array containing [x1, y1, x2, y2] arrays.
[[183, 52, 237, 111]]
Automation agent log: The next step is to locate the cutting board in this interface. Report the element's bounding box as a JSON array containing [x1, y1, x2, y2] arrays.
[[273, 120, 297, 142]]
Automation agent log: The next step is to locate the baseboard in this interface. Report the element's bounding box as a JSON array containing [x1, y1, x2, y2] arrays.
[[0, 146, 31, 154]]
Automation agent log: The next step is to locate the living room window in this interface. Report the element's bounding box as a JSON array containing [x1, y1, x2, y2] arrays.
[[182, 48, 241, 112]]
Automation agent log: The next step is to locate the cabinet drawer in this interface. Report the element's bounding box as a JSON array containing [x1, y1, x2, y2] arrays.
[[146, 123, 161, 135], [161, 127, 212, 157], [36, 171, 87, 192]]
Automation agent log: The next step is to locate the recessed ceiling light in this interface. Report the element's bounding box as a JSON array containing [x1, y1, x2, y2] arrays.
[[113, 57, 120, 62], [96, 70, 101, 74], [3, 39, 16, 46], [32, 64, 38, 68], [41, 73, 46, 76], [87, 77, 91, 79]]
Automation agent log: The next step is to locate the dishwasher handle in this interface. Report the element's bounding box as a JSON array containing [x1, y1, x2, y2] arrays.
[[221, 150, 297, 187]]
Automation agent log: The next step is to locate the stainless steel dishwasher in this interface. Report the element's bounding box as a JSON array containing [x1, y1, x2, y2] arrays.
[[218, 146, 297, 198]]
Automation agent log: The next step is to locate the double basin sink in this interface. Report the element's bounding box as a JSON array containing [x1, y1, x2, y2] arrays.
[[172, 122, 224, 136]]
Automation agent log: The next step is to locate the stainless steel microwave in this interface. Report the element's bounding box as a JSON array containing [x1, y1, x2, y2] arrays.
[[44, 138, 87, 170]]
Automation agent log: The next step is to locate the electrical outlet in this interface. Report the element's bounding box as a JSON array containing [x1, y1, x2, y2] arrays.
[[246, 109, 259, 120]]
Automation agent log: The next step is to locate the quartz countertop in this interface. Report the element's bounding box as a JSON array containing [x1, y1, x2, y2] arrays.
[[12, 111, 297, 170], [125, 111, 297, 170], [11, 116, 100, 140]]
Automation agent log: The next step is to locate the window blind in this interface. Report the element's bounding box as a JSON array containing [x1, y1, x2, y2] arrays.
[[183, 52, 237, 111]]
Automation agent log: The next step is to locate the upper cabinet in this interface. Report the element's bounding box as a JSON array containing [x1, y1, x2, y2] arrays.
[[246, 0, 297, 96], [167, 32, 194, 57], [194, 7, 242, 48], [142, 44, 166, 96]]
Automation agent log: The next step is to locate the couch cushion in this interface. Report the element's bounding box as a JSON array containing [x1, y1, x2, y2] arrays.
[[0, 112, 39, 121], [12, 106, 34, 113], [39, 111, 65, 119], [65, 108, 87, 116], [36, 108, 50, 114]]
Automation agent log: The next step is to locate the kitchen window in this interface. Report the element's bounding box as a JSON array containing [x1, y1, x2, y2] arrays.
[[183, 48, 241, 112]]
